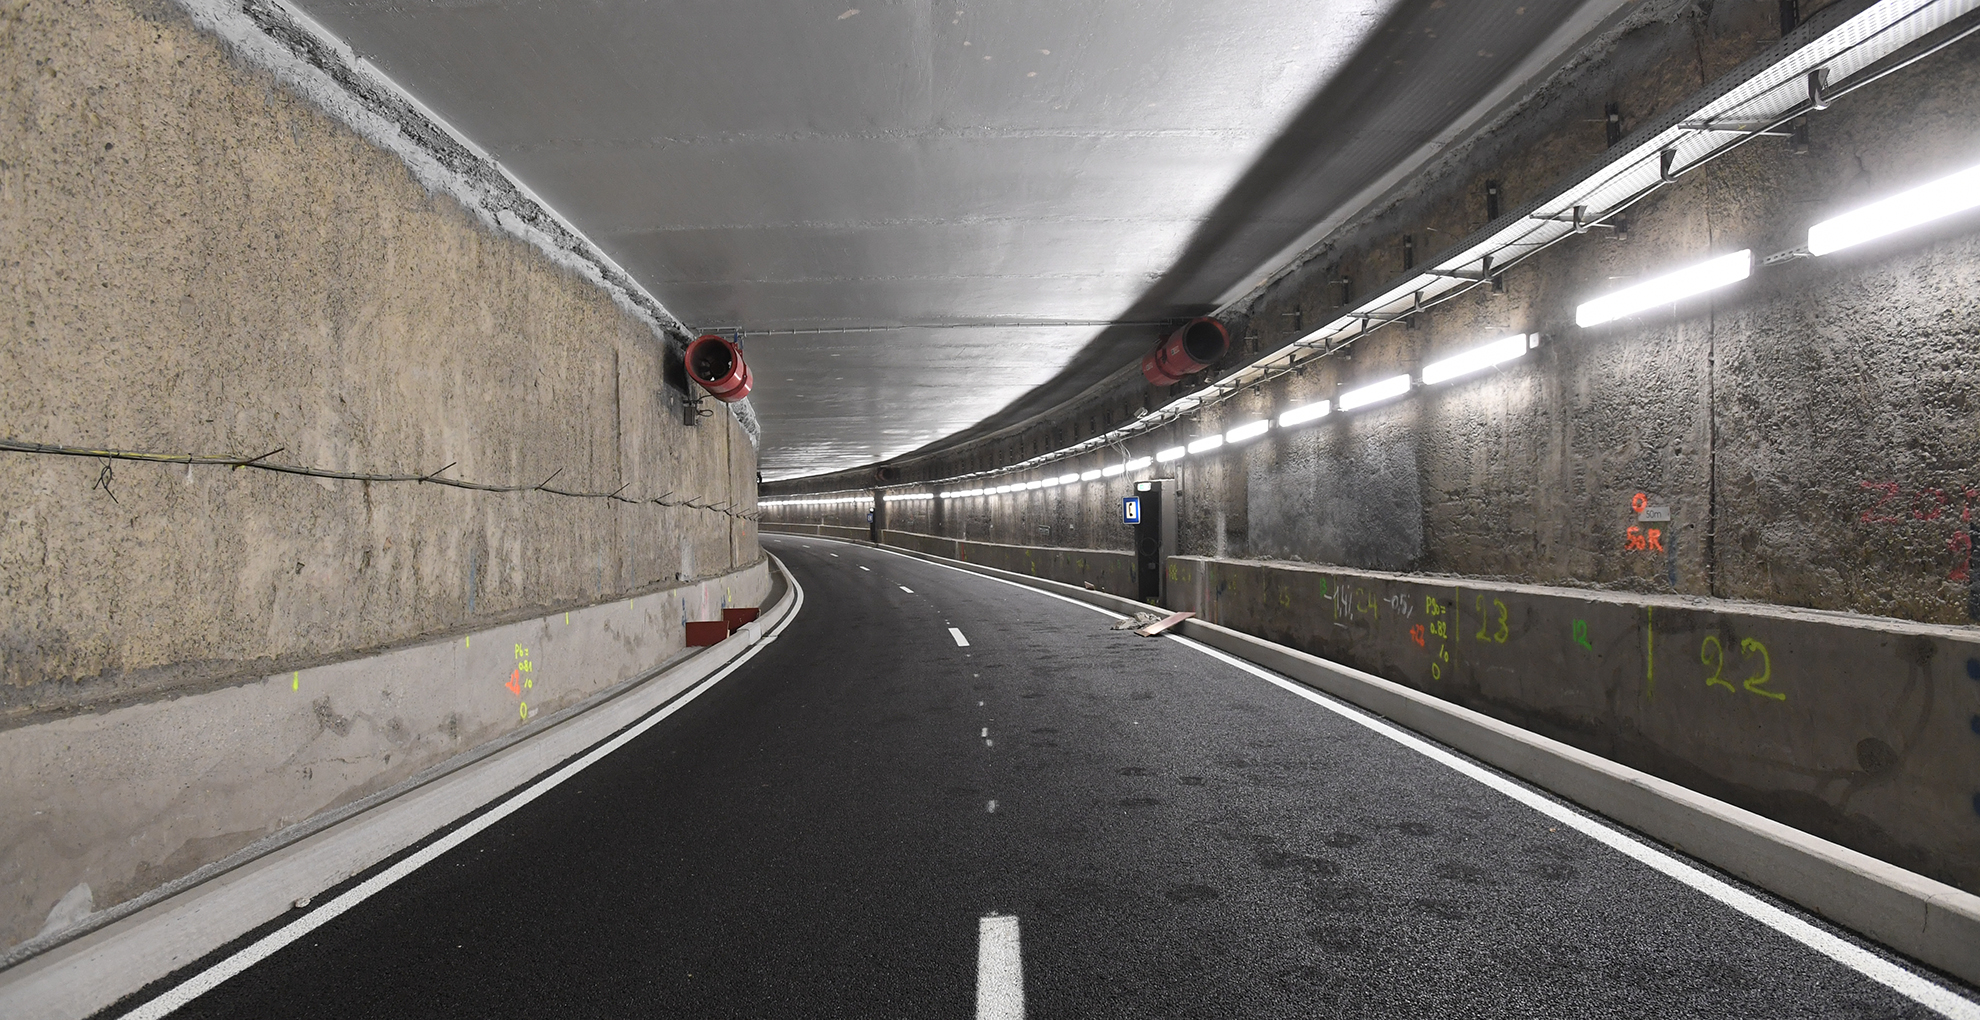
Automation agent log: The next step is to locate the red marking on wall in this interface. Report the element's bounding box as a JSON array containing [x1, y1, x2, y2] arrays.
[[506, 669, 522, 697], [1632, 491, 1649, 515], [1625, 526, 1664, 552], [1859, 482, 1978, 524], [1859, 481, 1903, 523], [1857, 482, 1976, 581], [1409, 623, 1426, 648]]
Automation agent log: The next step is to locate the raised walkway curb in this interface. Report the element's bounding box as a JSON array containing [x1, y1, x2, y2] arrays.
[[781, 532, 1980, 989], [0, 556, 802, 1020]]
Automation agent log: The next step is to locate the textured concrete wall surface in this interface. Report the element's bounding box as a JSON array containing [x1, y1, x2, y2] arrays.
[[0, 0, 762, 951], [767, 2, 1980, 630], [1163, 555, 1980, 896], [0, 0, 759, 727], [853, 530, 1980, 896], [765, 10, 1980, 894], [0, 562, 769, 951]]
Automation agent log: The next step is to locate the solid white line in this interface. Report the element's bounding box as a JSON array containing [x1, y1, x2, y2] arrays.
[[949, 627, 970, 647], [900, 585, 914, 593], [1168, 635, 1980, 1020], [976, 914, 1024, 1020], [117, 572, 808, 1020], [767, 535, 1980, 1013]]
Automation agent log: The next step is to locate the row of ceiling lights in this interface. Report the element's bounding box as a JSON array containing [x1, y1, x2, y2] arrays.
[[758, 149, 1979, 513], [930, 331, 1535, 499], [798, 1, 1972, 503], [821, 154, 1980, 506]]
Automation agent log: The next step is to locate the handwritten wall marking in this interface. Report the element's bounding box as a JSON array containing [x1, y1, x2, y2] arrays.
[[1424, 595, 1453, 680], [1700, 634, 1782, 700], [1857, 482, 1977, 583], [1472, 594, 1508, 643], [1645, 607, 1654, 700], [1572, 620, 1592, 651], [508, 643, 535, 723]]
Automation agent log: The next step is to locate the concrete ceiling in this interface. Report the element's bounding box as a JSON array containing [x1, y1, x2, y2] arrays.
[[294, 0, 1612, 480]]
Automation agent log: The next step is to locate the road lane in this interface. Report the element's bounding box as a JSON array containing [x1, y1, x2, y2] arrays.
[[116, 535, 1972, 1019]]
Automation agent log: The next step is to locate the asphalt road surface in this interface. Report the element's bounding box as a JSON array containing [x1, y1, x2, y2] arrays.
[[110, 535, 1977, 1019]]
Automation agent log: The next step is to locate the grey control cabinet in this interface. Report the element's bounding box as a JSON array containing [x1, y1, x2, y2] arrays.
[[1131, 478, 1176, 604]]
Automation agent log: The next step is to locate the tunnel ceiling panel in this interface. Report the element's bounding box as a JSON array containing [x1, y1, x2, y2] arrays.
[[294, 0, 1615, 479]]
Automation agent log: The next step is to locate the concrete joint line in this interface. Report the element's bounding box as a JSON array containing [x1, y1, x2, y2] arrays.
[[797, 535, 1980, 992], [0, 557, 803, 1020]]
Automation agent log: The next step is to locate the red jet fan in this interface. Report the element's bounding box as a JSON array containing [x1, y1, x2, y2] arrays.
[[1141, 317, 1229, 386], [685, 334, 753, 402]]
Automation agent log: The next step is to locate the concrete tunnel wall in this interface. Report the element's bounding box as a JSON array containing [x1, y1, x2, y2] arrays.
[[0, 0, 763, 951], [765, 1, 1980, 895]]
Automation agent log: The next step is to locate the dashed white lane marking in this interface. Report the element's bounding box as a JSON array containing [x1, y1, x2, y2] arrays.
[[900, 585, 914, 593], [976, 914, 1024, 1020], [986, 799, 998, 813], [858, 565, 870, 571], [948, 627, 970, 647], [980, 728, 988, 737], [801, 537, 1980, 1018], [828, 553, 838, 557], [118, 562, 811, 1020], [1171, 635, 1980, 1020]]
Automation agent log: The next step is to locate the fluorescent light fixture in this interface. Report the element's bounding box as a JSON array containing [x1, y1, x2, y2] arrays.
[[1186, 435, 1224, 454], [1080, 469, 1101, 481], [1225, 420, 1269, 443], [1057, 473, 1080, 485], [1026, 480, 1045, 490], [1155, 446, 1186, 462], [1574, 250, 1750, 327], [1125, 456, 1153, 471], [1421, 334, 1533, 385], [1279, 400, 1331, 427], [1337, 374, 1412, 411], [1101, 464, 1125, 477], [1042, 477, 1061, 487], [1808, 162, 1980, 256]]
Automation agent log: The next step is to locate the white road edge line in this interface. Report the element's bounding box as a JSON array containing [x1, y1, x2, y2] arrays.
[[976, 914, 1024, 1020], [770, 537, 1979, 1014], [948, 627, 970, 647], [1168, 634, 1980, 1020], [116, 569, 809, 1020]]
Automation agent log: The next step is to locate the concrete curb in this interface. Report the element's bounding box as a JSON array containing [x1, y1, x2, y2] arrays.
[[0, 555, 802, 1020], [800, 534, 1980, 989]]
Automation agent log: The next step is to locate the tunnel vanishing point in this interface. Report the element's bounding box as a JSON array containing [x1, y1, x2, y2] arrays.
[[3, 0, 1980, 1016]]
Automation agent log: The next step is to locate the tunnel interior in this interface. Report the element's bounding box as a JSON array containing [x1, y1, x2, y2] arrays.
[[3, 0, 1979, 1015]]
